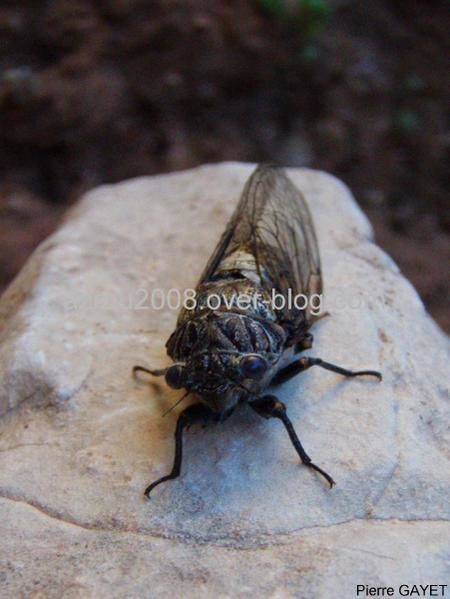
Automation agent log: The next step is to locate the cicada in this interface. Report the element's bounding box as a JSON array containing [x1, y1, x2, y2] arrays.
[[134, 164, 381, 497]]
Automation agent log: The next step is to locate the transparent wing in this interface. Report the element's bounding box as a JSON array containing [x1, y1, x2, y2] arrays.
[[198, 164, 322, 340]]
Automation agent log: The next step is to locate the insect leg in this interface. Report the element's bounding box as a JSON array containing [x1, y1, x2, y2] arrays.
[[144, 402, 216, 498], [250, 395, 335, 487], [133, 365, 168, 381], [271, 357, 382, 385], [295, 332, 313, 352]]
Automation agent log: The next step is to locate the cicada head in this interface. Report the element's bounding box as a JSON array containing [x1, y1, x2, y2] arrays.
[[165, 312, 286, 415]]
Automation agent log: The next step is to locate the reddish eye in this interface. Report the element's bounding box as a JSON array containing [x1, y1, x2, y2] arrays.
[[240, 355, 268, 379], [165, 364, 185, 389]]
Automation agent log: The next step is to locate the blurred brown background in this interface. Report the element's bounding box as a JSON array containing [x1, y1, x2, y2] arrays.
[[0, 0, 449, 330]]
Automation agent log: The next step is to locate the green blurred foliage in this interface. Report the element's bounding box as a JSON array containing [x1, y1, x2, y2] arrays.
[[257, 0, 332, 38], [393, 109, 422, 135]]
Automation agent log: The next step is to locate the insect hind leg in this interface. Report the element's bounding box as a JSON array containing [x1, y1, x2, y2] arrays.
[[250, 395, 335, 488]]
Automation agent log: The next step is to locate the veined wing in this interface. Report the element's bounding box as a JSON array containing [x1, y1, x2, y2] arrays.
[[198, 164, 322, 341]]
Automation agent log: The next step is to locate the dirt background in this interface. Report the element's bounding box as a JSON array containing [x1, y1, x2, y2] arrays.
[[0, 0, 448, 331]]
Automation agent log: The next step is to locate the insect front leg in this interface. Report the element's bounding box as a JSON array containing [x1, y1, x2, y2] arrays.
[[250, 395, 335, 487], [132, 365, 168, 380], [271, 357, 382, 386], [144, 402, 217, 498]]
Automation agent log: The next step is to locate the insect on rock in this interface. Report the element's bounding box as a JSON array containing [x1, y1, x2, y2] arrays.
[[134, 164, 382, 497]]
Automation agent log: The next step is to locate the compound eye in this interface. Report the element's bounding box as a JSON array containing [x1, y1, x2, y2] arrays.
[[165, 364, 186, 389], [240, 355, 268, 379]]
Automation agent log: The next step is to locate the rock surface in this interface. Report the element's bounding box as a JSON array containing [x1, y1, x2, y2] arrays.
[[0, 163, 448, 598]]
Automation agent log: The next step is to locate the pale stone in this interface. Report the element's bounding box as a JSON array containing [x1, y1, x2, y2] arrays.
[[0, 163, 448, 597]]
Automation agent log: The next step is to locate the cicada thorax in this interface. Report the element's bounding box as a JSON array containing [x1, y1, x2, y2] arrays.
[[166, 299, 286, 363], [166, 305, 286, 407]]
